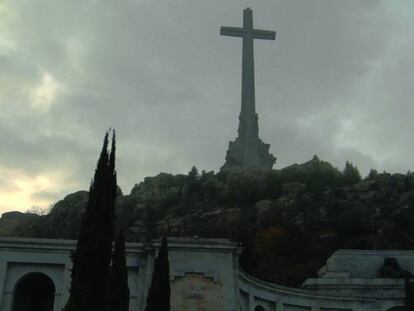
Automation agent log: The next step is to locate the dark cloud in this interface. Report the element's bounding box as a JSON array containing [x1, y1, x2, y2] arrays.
[[1, 0, 414, 212]]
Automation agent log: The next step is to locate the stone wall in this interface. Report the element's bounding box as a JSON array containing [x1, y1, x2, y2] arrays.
[[238, 268, 387, 311], [0, 237, 409, 311], [0, 237, 240, 311]]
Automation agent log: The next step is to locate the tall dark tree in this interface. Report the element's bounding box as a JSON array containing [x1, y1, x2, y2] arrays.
[[342, 161, 361, 185], [406, 278, 414, 311], [109, 230, 129, 311], [188, 166, 199, 180], [64, 130, 117, 311], [145, 236, 170, 311]]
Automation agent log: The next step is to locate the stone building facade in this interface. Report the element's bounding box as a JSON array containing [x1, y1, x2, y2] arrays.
[[0, 237, 409, 311]]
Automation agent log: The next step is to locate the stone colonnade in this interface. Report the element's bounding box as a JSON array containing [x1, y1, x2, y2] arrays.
[[0, 237, 406, 311]]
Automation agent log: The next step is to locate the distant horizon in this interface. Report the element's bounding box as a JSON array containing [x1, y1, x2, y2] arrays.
[[0, 153, 408, 217]]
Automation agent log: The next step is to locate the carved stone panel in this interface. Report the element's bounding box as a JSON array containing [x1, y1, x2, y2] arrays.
[[171, 273, 224, 311]]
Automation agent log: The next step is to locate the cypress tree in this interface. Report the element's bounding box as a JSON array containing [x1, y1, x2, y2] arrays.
[[406, 278, 414, 311], [109, 230, 130, 311], [64, 130, 117, 311], [145, 236, 171, 311]]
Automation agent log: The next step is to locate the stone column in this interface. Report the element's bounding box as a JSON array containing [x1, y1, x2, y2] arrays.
[[249, 292, 255, 311], [139, 246, 154, 311], [58, 259, 72, 310]]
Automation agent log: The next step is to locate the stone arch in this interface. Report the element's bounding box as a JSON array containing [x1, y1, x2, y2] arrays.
[[255, 305, 266, 311], [12, 272, 55, 311]]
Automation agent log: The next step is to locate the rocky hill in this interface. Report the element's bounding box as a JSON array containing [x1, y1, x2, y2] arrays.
[[1, 156, 414, 287]]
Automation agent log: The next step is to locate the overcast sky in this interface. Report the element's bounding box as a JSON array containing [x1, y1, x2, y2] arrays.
[[1, 0, 414, 214]]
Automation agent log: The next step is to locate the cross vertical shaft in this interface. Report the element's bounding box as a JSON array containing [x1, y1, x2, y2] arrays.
[[241, 8, 256, 124]]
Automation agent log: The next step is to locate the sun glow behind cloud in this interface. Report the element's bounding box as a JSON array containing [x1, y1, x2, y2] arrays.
[[0, 168, 70, 214]]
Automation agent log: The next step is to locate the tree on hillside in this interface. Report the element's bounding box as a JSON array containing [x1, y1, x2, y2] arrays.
[[342, 161, 361, 185], [183, 166, 202, 208], [109, 230, 129, 311], [188, 166, 199, 180], [145, 236, 170, 311], [367, 169, 378, 180], [144, 205, 158, 242], [64, 130, 117, 311]]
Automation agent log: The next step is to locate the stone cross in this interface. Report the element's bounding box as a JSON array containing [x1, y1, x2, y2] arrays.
[[220, 7, 275, 137], [220, 8, 276, 170]]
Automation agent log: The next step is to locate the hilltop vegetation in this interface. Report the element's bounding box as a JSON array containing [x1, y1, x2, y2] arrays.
[[1, 156, 414, 287]]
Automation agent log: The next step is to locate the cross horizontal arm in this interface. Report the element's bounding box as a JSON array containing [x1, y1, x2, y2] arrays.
[[220, 26, 245, 37], [252, 29, 276, 40]]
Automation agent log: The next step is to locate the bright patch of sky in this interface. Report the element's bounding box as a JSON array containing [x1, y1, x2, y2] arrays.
[[0, 168, 67, 212]]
